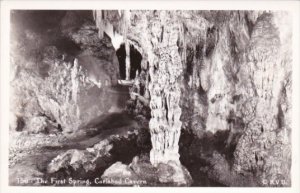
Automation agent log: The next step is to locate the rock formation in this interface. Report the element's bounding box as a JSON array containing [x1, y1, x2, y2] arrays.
[[47, 129, 138, 174], [9, 10, 292, 187]]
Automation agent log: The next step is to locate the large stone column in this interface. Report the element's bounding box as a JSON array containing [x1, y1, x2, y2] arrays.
[[147, 12, 183, 166]]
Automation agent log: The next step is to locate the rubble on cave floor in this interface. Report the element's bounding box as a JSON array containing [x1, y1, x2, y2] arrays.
[[101, 154, 193, 186], [9, 113, 150, 186]]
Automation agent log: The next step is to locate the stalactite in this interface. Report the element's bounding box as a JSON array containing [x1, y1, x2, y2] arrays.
[[94, 10, 126, 51], [122, 10, 131, 43], [94, 10, 134, 82]]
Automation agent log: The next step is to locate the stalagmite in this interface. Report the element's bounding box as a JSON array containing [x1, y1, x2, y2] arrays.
[[147, 14, 183, 166], [71, 58, 79, 103], [125, 41, 131, 80]]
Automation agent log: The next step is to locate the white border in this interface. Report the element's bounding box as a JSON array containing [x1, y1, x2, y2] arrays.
[[1, 1, 299, 193]]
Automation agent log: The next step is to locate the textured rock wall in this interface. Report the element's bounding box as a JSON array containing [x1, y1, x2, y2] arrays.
[[232, 12, 292, 185], [11, 55, 119, 132], [10, 11, 121, 133]]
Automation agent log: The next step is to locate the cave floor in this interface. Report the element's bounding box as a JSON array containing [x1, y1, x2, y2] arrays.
[[9, 113, 230, 187], [8, 112, 140, 186]]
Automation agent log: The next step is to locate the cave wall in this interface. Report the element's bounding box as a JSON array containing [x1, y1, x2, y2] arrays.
[[10, 11, 121, 133]]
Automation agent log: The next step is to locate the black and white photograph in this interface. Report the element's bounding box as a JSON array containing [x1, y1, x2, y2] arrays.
[[1, 0, 300, 192]]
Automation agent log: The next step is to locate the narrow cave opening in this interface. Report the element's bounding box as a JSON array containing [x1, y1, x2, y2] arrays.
[[116, 44, 126, 80], [116, 43, 142, 80]]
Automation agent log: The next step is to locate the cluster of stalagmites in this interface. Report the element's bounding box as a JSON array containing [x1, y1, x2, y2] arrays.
[[94, 10, 292, 186]]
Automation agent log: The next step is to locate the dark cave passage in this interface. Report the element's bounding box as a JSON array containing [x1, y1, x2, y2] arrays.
[[129, 45, 142, 79], [116, 44, 126, 79], [116, 43, 142, 80]]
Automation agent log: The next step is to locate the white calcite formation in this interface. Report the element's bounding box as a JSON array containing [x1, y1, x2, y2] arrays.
[[146, 12, 184, 166]]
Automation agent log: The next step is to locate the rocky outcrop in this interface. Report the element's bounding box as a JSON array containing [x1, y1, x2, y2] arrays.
[[101, 162, 139, 184], [101, 155, 192, 186], [45, 128, 142, 186], [47, 139, 113, 173]]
